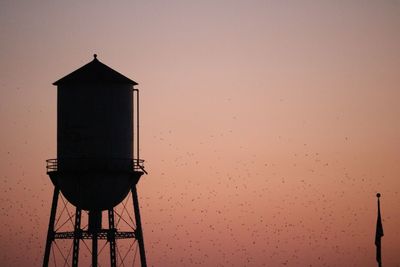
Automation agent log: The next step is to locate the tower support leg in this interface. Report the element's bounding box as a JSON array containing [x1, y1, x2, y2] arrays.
[[108, 209, 117, 267], [131, 185, 147, 267], [92, 231, 98, 267], [43, 187, 60, 267], [72, 208, 82, 267]]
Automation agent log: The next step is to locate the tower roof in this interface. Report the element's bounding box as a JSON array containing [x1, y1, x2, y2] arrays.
[[53, 54, 138, 86]]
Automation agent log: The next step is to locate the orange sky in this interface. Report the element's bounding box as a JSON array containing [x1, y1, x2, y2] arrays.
[[1, 1, 400, 266]]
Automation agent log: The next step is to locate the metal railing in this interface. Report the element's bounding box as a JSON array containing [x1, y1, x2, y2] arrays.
[[46, 158, 147, 174], [46, 159, 58, 172], [134, 158, 147, 174]]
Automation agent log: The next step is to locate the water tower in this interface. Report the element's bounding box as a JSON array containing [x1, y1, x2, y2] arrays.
[[43, 55, 148, 267]]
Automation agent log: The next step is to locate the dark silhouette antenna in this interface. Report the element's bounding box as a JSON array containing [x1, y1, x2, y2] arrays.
[[43, 54, 148, 267], [375, 193, 384, 267]]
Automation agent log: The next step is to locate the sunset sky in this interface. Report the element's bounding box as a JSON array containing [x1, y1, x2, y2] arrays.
[[1, 1, 400, 266]]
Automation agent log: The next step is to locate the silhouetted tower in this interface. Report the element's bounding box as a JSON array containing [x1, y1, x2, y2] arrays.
[[43, 55, 148, 267]]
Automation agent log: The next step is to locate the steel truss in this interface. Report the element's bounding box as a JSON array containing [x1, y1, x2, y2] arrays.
[[42, 185, 147, 267]]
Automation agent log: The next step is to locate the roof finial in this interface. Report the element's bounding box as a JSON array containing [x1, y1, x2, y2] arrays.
[[93, 54, 98, 60]]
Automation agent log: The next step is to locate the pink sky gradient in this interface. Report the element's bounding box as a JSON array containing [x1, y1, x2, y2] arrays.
[[1, 1, 400, 266]]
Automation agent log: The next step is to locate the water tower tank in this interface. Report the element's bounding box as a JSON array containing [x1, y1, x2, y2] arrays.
[[48, 54, 143, 211]]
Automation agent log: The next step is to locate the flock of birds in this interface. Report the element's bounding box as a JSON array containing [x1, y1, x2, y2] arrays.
[[0, 124, 397, 266]]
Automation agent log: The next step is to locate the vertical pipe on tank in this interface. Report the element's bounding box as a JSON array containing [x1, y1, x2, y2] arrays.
[[137, 89, 140, 162], [133, 89, 140, 163], [132, 88, 135, 165]]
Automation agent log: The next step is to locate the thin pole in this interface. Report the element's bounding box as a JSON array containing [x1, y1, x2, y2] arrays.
[[43, 186, 60, 267], [108, 209, 117, 267], [375, 193, 384, 267], [131, 185, 147, 267], [72, 208, 81, 267]]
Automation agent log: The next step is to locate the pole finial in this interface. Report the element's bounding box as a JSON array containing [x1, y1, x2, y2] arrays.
[[376, 193, 381, 198]]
